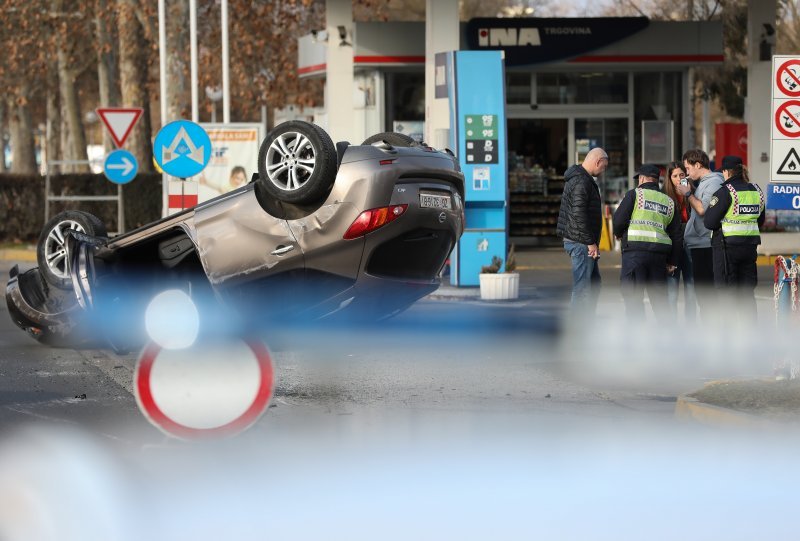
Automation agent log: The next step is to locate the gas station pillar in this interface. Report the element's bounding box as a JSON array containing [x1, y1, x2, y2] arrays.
[[425, 0, 459, 147], [746, 0, 777, 188], [326, 0, 355, 143]]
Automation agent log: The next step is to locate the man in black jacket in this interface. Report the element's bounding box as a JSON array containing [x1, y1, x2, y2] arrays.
[[557, 147, 608, 312], [613, 164, 683, 322]]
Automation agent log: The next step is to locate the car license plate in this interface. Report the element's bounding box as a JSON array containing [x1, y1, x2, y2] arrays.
[[419, 193, 452, 210]]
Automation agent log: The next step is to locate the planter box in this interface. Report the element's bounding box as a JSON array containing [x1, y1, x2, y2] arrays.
[[479, 272, 519, 300]]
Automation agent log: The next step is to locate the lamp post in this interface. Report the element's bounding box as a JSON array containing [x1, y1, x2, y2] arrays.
[[206, 86, 223, 124]]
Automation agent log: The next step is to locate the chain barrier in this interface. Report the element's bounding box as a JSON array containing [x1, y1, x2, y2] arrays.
[[773, 255, 799, 317], [773, 256, 799, 380]]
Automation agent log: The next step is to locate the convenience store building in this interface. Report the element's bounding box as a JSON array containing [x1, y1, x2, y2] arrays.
[[298, 17, 723, 245]]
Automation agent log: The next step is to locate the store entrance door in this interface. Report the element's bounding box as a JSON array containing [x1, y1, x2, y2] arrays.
[[507, 118, 568, 245], [507, 115, 630, 245]]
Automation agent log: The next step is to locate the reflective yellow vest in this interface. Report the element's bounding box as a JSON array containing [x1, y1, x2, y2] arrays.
[[628, 188, 674, 246], [721, 184, 764, 238]]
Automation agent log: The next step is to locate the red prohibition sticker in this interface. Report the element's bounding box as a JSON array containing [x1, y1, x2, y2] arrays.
[[134, 339, 274, 440], [777, 59, 800, 98], [775, 101, 800, 138]]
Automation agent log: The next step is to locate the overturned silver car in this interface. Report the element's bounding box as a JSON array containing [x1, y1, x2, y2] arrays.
[[7, 121, 465, 350]]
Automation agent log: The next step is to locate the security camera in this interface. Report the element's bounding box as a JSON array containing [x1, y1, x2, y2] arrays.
[[337, 25, 351, 47], [310, 29, 328, 42]]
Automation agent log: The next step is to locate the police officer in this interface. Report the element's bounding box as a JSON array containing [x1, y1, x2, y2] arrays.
[[703, 155, 765, 321], [613, 164, 683, 322]]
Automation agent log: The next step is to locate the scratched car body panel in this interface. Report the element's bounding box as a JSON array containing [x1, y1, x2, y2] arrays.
[[6, 124, 465, 349]]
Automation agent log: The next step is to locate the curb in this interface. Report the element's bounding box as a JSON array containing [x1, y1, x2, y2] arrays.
[[0, 248, 36, 262], [674, 394, 786, 430]]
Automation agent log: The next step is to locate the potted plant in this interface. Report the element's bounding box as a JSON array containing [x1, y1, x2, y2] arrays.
[[479, 244, 519, 300]]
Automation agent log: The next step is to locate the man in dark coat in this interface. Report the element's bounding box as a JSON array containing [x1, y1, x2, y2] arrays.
[[556, 147, 608, 313]]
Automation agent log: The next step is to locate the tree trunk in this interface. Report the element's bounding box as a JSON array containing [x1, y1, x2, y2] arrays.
[[167, 0, 190, 122], [0, 102, 6, 173], [8, 94, 37, 175], [46, 65, 62, 174], [60, 108, 70, 174], [118, 0, 153, 172], [57, 44, 89, 172], [96, 1, 121, 152]]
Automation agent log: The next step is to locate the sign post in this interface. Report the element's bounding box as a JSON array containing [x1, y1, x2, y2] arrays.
[[153, 120, 212, 215], [769, 56, 800, 210]]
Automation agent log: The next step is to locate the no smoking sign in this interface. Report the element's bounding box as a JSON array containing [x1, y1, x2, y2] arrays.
[[776, 59, 800, 98], [774, 100, 800, 138]]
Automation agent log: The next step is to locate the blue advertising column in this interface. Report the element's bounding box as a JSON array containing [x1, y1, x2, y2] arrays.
[[444, 51, 507, 286]]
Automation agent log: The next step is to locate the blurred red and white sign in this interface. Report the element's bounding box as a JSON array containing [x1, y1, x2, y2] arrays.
[[134, 339, 274, 440]]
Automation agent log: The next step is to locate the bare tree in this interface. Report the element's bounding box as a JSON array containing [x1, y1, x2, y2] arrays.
[[52, 0, 93, 172], [167, 0, 190, 122], [0, 102, 6, 173], [117, 0, 153, 171], [7, 92, 37, 174], [46, 63, 62, 173], [777, 0, 800, 53], [0, 0, 47, 174], [96, 0, 122, 151]]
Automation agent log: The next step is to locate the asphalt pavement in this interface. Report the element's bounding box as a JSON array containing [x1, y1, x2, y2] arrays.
[[2, 249, 799, 539]]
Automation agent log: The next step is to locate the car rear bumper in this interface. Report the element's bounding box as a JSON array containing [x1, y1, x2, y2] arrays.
[[362, 179, 463, 283]]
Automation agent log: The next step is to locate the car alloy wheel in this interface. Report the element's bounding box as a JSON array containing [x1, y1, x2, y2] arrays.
[[257, 121, 337, 205], [43, 220, 85, 281], [37, 210, 107, 290], [265, 132, 317, 192]]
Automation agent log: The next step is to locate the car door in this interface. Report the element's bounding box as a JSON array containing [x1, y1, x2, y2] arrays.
[[192, 188, 304, 288]]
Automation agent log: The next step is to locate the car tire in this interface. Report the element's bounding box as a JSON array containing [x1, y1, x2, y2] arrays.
[[362, 132, 419, 147], [37, 211, 107, 290], [257, 121, 337, 204]]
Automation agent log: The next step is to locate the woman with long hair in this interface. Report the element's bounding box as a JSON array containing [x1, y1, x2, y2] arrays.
[[663, 161, 696, 322]]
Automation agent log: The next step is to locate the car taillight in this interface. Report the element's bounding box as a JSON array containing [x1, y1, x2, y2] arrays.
[[343, 204, 408, 240]]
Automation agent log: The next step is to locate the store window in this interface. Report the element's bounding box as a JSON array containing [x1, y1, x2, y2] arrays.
[[575, 118, 629, 205], [633, 72, 683, 167], [384, 71, 425, 131], [507, 118, 568, 243], [536, 72, 628, 105], [506, 72, 532, 104]]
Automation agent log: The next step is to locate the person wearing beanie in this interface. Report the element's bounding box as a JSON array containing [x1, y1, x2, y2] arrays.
[[702, 155, 765, 321], [612, 163, 683, 321]]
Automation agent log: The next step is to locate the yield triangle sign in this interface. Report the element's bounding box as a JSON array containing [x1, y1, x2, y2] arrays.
[[96, 107, 143, 148]]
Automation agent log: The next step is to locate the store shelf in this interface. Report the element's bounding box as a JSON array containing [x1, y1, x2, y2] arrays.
[[508, 171, 563, 241]]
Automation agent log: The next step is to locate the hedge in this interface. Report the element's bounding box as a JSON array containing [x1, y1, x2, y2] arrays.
[[0, 173, 162, 242]]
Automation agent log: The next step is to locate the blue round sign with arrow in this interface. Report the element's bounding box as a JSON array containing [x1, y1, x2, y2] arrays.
[[153, 120, 211, 178], [103, 149, 138, 184]]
